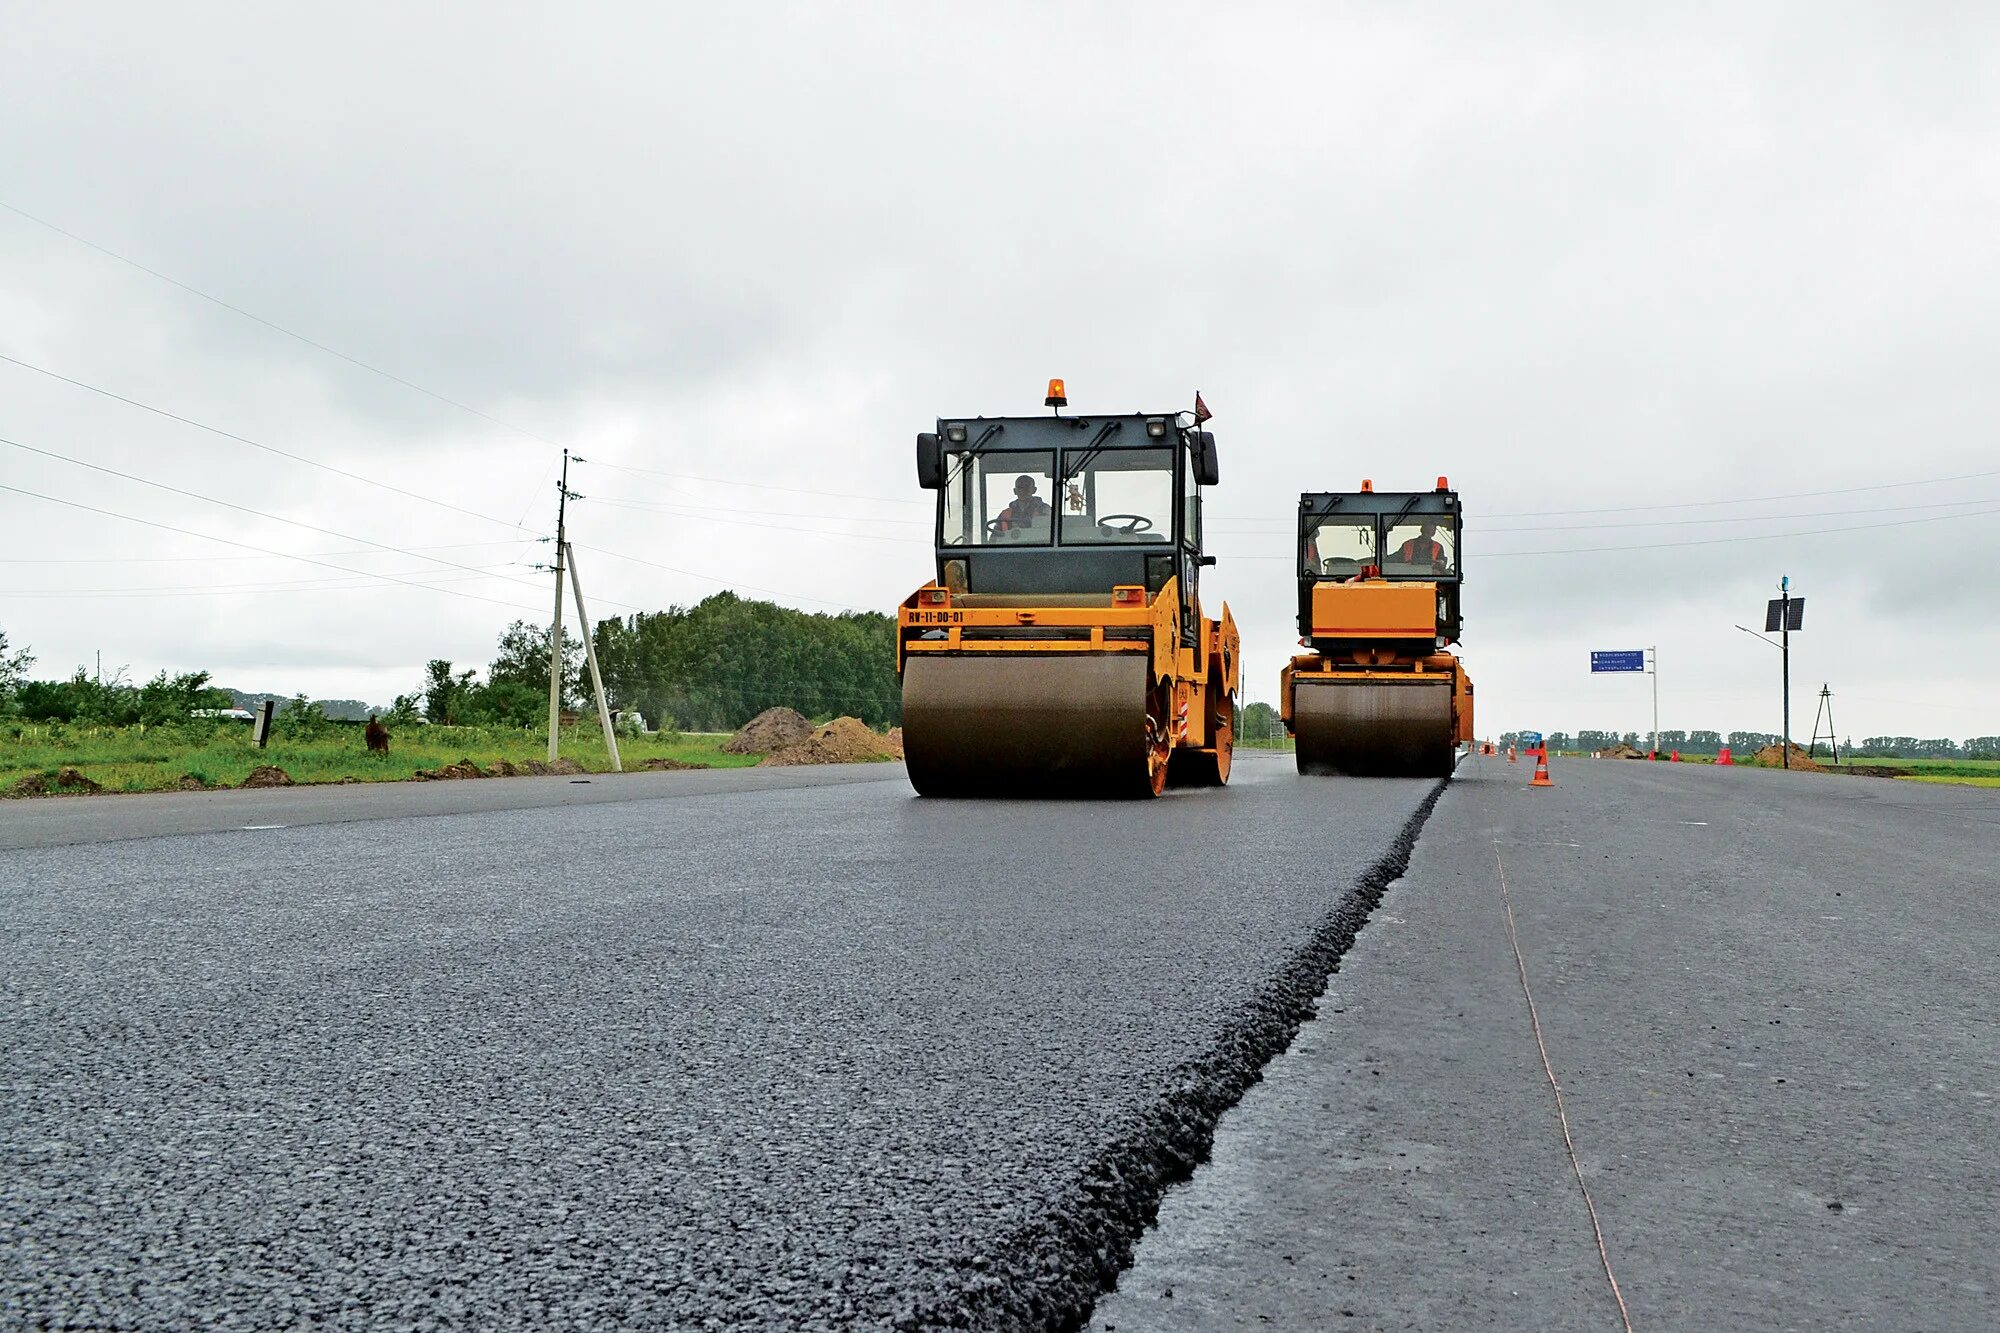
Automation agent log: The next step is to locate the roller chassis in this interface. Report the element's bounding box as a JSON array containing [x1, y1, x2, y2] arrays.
[[897, 581, 1238, 798]]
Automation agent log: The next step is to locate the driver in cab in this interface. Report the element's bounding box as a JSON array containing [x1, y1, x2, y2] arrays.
[[1395, 520, 1450, 571], [994, 474, 1051, 534]]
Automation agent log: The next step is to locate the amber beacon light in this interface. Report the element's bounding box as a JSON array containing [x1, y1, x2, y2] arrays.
[[1044, 378, 1067, 408]]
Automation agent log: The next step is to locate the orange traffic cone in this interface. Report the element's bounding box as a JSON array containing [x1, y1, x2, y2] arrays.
[[1717, 746, 1733, 766], [1671, 750, 1681, 762], [1530, 746, 1554, 787], [1508, 746, 1517, 763]]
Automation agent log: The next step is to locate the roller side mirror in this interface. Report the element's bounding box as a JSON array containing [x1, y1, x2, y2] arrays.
[[915, 432, 942, 489], [1192, 431, 1219, 487]]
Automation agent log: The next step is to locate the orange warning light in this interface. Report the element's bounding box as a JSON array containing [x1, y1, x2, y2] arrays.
[[1436, 476, 1450, 491], [1044, 378, 1068, 408], [1360, 478, 1374, 492]]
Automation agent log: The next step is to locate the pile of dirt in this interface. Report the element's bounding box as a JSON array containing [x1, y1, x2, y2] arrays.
[[240, 766, 294, 788], [723, 707, 813, 755], [883, 727, 905, 759], [55, 766, 102, 793], [6, 773, 50, 798], [1753, 743, 1824, 772], [639, 757, 709, 771], [1602, 743, 1645, 759], [175, 774, 209, 791], [413, 759, 486, 781], [761, 716, 900, 767]]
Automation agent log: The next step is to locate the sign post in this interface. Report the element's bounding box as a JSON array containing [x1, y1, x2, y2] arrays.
[[1764, 580, 1806, 768], [1590, 649, 1654, 753]]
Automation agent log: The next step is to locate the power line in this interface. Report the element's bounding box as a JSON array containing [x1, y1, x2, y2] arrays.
[[1207, 499, 2000, 560], [572, 543, 869, 612], [0, 432, 635, 608], [578, 488, 929, 528], [583, 496, 927, 547], [1475, 503, 2000, 557], [0, 198, 568, 451], [0, 204, 890, 620], [3, 566, 524, 598], [1210, 492, 2000, 535], [579, 456, 924, 506], [0, 480, 550, 614], [0, 538, 535, 564], [1482, 464, 2000, 518], [0, 351, 547, 536]]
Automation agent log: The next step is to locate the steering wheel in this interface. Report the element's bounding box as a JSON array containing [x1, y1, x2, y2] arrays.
[[1095, 513, 1154, 535], [984, 517, 1006, 535]]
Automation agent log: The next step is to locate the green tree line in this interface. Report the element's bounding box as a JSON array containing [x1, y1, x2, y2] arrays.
[[4, 595, 900, 736]]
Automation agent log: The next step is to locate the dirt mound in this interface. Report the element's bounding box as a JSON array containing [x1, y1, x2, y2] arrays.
[[883, 727, 905, 759], [724, 707, 813, 755], [240, 766, 294, 788], [761, 716, 900, 767], [413, 759, 486, 781], [547, 757, 585, 775], [55, 766, 102, 793], [1602, 743, 1645, 759], [640, 757, 709, 771], [485, 760, 522, 777], [176, 774, 209, 791], [1753, 743, 1824, 772], [6, 773, 50, 798]]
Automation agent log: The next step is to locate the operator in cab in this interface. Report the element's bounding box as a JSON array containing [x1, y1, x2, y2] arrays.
[[1395, 519, 1450, 571], [994, 474, 1052, 534]]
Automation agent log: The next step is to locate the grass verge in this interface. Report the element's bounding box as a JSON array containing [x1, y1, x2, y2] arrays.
[[1, 722, 760, 796]]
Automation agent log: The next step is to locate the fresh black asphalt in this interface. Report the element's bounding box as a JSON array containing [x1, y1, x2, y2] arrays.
[[1093, 756, 2000, 1331], [0, 755, 1440, 1329]]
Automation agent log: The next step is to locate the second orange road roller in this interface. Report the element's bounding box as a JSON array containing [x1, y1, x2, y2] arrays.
[[1281, 480, 1473, 776], [896, 382, 1239, 798]]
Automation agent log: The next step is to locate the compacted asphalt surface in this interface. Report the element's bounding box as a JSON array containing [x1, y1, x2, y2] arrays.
[[1, 755, 1441, 1330], [1095, 755, 2000, 1332]]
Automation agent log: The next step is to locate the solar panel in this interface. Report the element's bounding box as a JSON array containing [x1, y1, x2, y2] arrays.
[[1765, 597, 1805, 632]]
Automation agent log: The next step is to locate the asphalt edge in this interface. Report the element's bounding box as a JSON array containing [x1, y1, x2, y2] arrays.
[[908, 775, 1453, 1331]]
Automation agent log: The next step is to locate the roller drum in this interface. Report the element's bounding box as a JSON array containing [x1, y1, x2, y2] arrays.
[[902, 654, 1159, 798], [1294, 677, 1455, 777]]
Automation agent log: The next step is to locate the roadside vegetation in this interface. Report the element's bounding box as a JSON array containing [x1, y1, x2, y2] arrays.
[[0, 721, 756, 794], [0, 604, 902, 797]]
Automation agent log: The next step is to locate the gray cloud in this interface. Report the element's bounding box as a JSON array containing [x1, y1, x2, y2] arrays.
[[3, 4, 1996, 739]]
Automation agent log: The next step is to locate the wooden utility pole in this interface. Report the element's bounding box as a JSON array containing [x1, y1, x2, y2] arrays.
[[546, 449, 573, 763]]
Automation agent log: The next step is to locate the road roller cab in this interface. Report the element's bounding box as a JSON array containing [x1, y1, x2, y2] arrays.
[[898, 387, 1240, 797], [1281, 481, 1474, 776]]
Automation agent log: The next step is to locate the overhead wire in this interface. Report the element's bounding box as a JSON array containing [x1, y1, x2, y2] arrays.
[[0, 203, 887, 618], [0, 351, 549, 537], [0, 538, 535, 564], [2, 565, 526, 598], [1209, 499, 2000, 559], [0, 432, 646, 610], [579, 456, 923, 506], [0, 480, 550, 614], [0, 198, 568, 451]]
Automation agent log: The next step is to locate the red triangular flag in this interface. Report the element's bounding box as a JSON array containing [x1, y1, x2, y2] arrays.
[[1193, 391, 1212, 424]]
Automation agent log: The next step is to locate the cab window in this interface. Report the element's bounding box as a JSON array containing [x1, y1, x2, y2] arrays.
[[1057, 447, 1174, 545], [940, 450, 1056, 546]]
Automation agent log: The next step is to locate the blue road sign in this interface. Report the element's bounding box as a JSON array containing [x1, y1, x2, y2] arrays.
[[1518, 730, 1543, 748], [1591, 650, 1646, 673]]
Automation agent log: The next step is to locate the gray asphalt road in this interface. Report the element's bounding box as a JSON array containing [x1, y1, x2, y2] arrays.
[[0, 754, 1440, 1330], [0, 764, 904, 852], [1093, 757, 2000, 1331]]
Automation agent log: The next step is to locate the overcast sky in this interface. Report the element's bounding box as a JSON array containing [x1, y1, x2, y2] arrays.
[[4, 3, 1997, 742]]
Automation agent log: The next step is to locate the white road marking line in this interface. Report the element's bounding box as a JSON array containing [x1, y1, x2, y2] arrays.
[[240, 824, 286, 831]]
